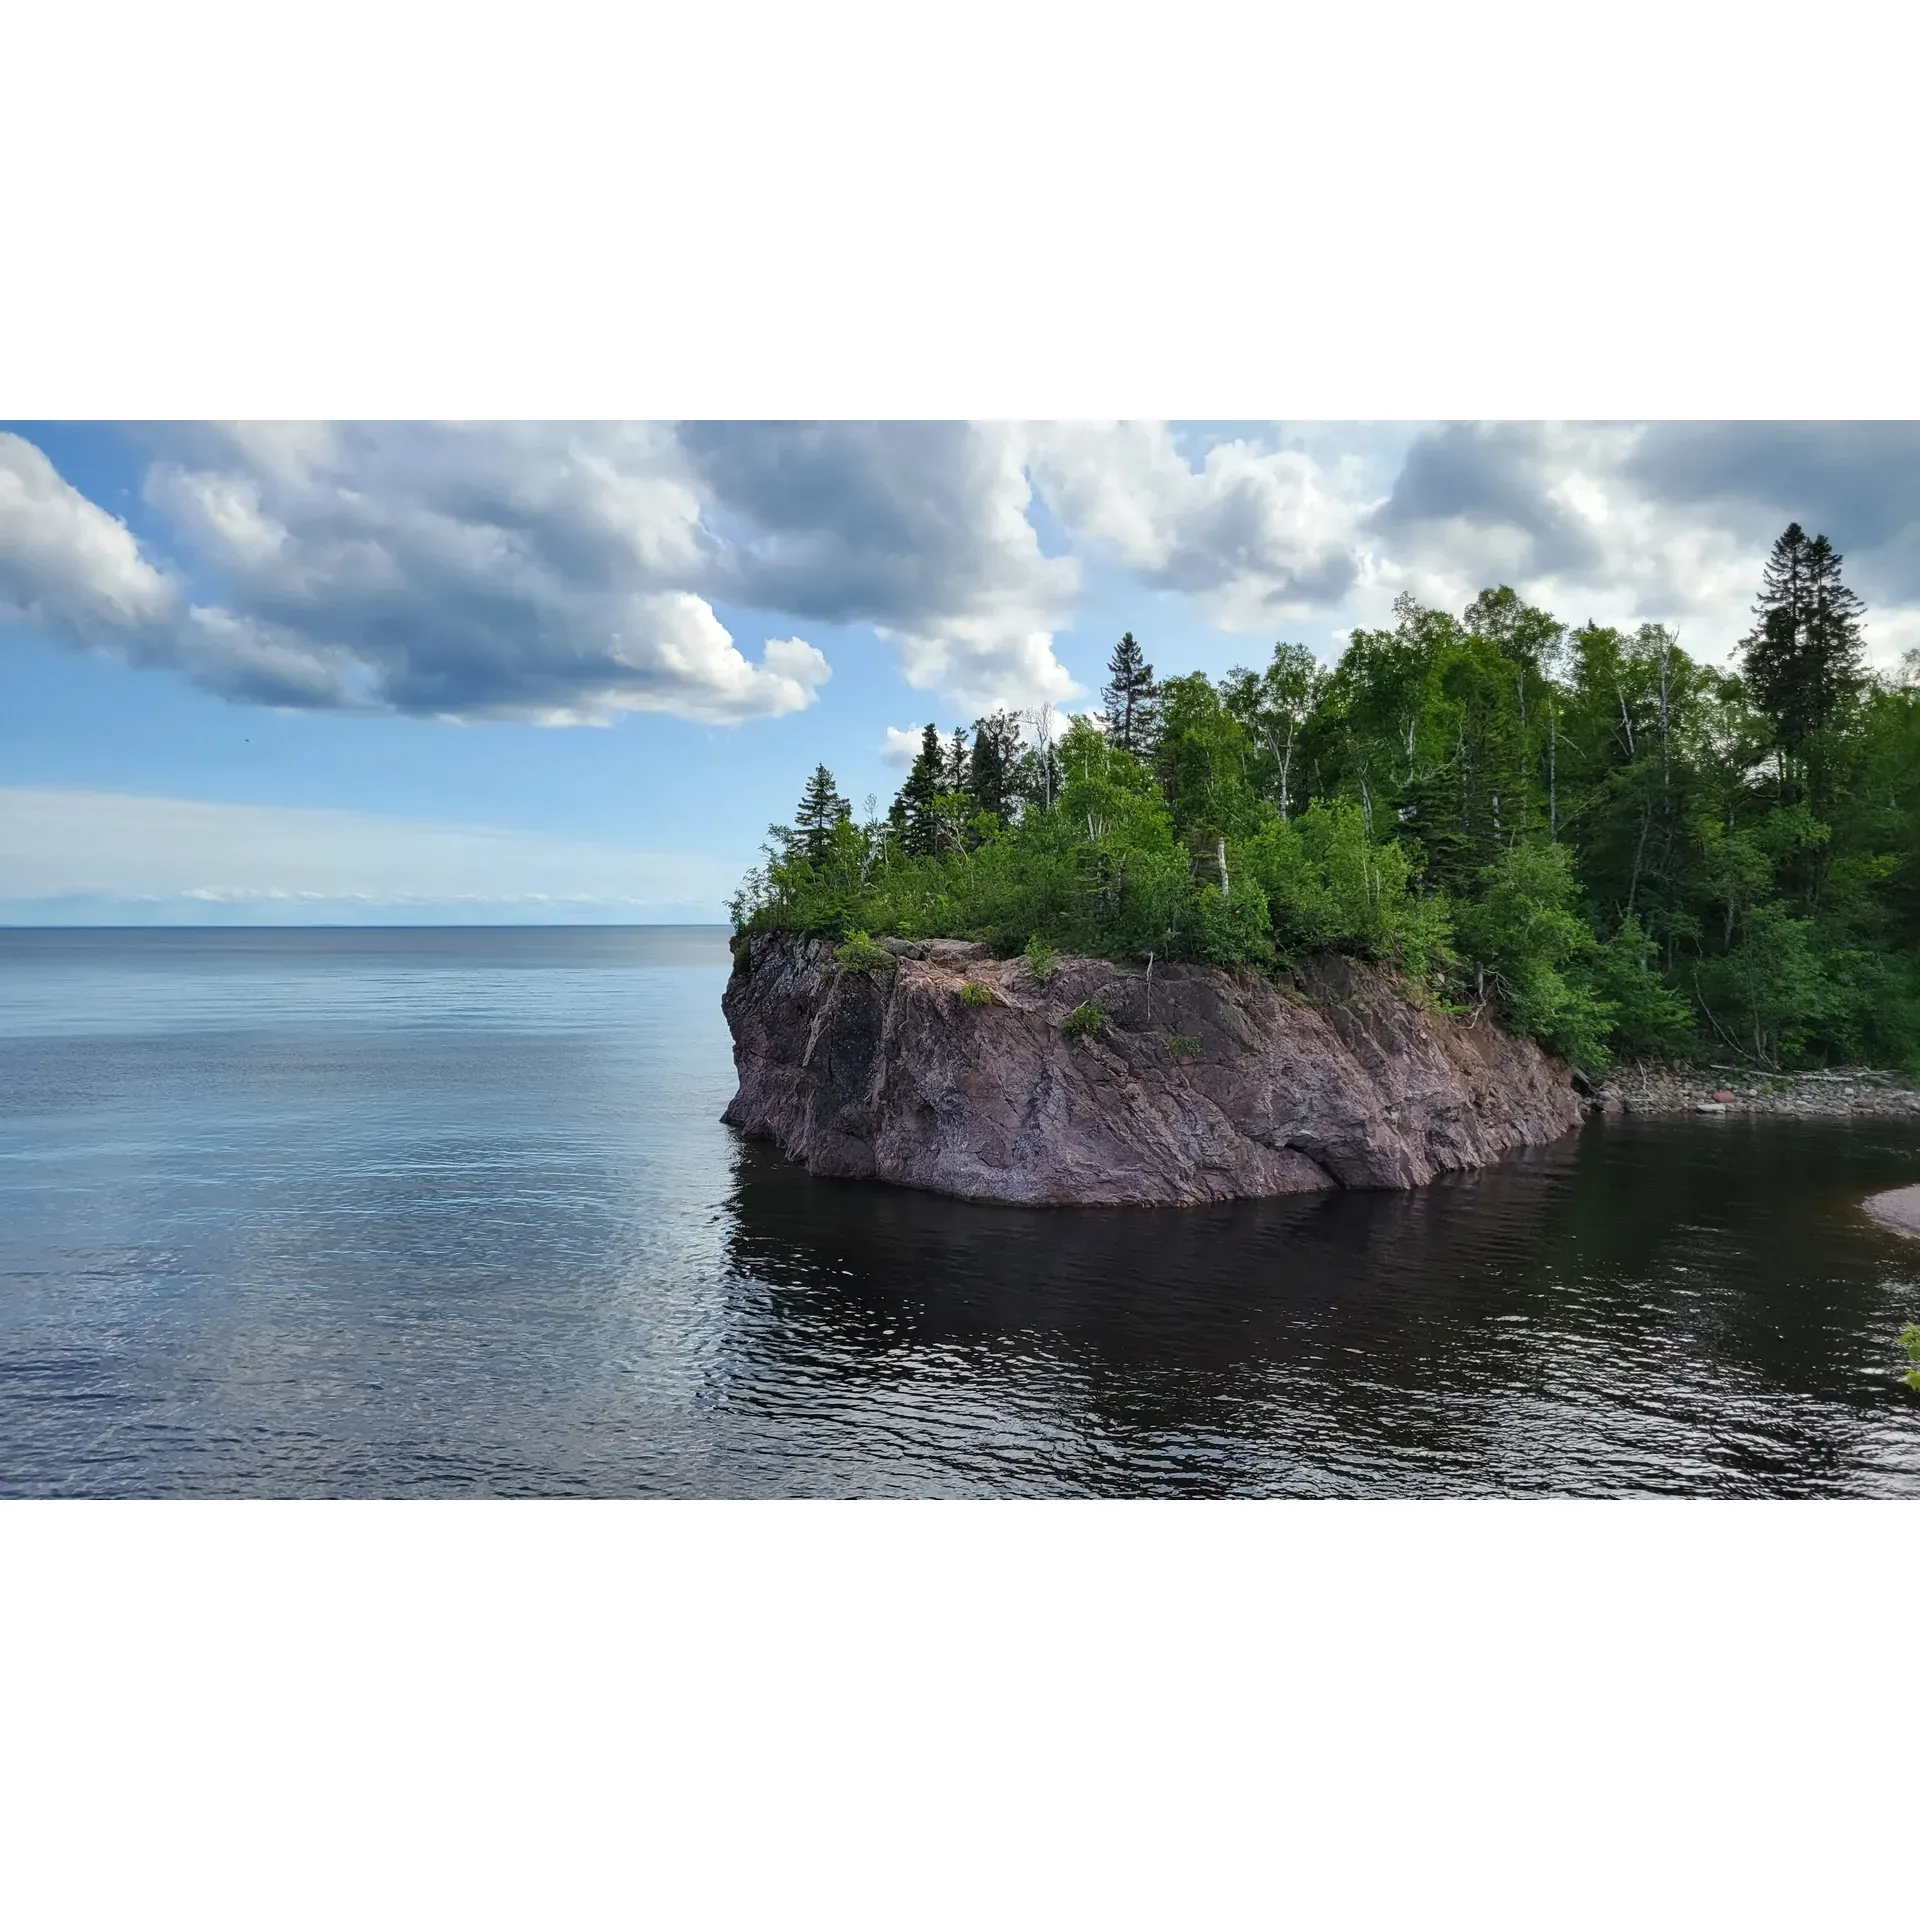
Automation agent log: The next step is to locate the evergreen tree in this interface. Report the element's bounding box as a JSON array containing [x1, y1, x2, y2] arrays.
[[1741, 523, 1867, 758], [944, 727, 971, 794], [793, 763, 849, 864], [1102, 631, 1160, 757], [967, 711, 1024, 826], [896, 723, 945, 858]]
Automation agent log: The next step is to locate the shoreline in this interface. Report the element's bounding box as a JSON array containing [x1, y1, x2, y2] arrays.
[[1863, 1185, 1920, 1239], [1591, 1065, 1920, 1120]]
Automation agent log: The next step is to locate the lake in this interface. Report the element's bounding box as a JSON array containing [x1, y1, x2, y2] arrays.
[[2, 925, 1918, 1496]]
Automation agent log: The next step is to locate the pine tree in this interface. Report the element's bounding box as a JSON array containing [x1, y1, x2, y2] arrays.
[[793, 763, 850, 864], [896, 723, 944, 858], [1741, 523, 1867, 758], [1102, 631, 1159, 757]]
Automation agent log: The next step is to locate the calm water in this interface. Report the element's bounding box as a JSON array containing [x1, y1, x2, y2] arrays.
[[3, 925, 1919, 1497]]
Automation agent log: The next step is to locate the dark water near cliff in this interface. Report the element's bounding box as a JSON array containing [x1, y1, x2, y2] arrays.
[[3, 925, 1919, 1497]]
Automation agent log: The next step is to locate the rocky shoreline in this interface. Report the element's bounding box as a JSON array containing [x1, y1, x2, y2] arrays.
[[722, 931, 1584, 1206], [1590, 1064, 1920, 1119]]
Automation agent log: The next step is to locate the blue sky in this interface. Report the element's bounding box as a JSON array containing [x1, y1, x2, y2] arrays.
[[5, 421, 1919, 924]]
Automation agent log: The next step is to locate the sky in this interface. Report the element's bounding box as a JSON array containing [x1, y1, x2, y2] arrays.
[[5, 420, 1920, 925]]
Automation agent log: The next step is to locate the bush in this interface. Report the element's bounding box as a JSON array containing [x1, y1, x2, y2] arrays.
[[1899, 1325, 1920, 1392], [1176, 877, 1273, 967], [1024, 934, 1059, 982], [1063, 999, 1111, 1041], [958, 980, 994, 1007], [1694, 903, 1833, 1069], [834, 930, 896, 974], [1455, 841, 1615, 1077], [1583, 917, 1692, 1061], [1163, 1032, 1201, 1060]]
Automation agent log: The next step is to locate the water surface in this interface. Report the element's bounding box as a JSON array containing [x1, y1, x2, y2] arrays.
[[3, 926, 1918, 1496]]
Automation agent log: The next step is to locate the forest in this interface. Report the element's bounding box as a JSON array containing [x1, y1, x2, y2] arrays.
[[730, 525, 1920, 1078]]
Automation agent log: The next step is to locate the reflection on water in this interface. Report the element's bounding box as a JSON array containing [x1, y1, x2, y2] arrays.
[[2, 927, 1918, 1496]]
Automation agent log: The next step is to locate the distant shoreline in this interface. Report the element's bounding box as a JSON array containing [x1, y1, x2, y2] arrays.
[[1594, 1065, 1920, 1120]]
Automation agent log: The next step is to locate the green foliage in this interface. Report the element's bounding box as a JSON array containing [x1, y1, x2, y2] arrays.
[[1740, 522, 1868, 761], [1163, 1033, 1202, 1060], [1063, 1000, 1112, 1041], [1103, 630, 1160, 758], [1899, 1325, 1920, 1391], [833, 930, 895, 974], [734, 541, 1920, 1076], [958, 980, 994, 1008], [791, 764, 850, 864], [1455, 842, 1615, 1076], [1583, 918, 1693, 1061], [1693, 903, 1832, 1069]]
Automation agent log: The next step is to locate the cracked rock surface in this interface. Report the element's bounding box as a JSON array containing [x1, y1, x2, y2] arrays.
[[721, 932, 1585, 1206]]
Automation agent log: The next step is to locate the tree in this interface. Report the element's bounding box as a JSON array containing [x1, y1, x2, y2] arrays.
[[1224, 642, 1323, 818], [943, 726, 971, 794], [1102, 631, 1160, 758], [1021, 703, 1062, 813], [967, 711, 1024, 827], [896, 723, 945, 858], [1741, 523, 1868, 761], [792, 763, 850, 864], [731, 555, 1920, 1077]]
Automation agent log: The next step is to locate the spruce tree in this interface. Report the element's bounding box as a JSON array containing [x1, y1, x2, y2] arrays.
[[944, 727, 971, 794], [793, 763, 849, 864], [1741, 523, 1867, 757], [896, 723, 945, 858], [1102, 631, 1159, 757], [966, 711, 1024, 826]]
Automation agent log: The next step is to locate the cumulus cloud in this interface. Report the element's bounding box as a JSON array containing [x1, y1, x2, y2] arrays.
[[18, 420, 1920, 725], [1025, 422, 1367, 630], [1625, 422, 1920, 620], [880, 725, 925, 767], [10, 420, 1093, 721], [134, 424, 828, 721], [681, 420, 1083, 709], [1364, 423, 1774, 657], [0, 432, 180, 634]]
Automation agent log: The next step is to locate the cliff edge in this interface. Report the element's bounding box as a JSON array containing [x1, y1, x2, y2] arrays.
[[721, 931, 1585, 1206]]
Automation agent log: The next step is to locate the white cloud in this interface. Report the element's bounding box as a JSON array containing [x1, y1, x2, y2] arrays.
[[136, 424, 827, 721], [17, 421, 1920, 732], [1366, 424, 1746, 646], [880, 726, 924, 767], [0, 787, 735, 914], [1024, 421, 1369, 630], [683, 420, 1082, 711], [1359, 422, 1888, 665], [0, 432, 179, 634], [879, 618, 1082, 713]]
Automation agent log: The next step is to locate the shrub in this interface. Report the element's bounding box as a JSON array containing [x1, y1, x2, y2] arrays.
[[834, 930, 896, 974], [1163, 1032, 1201, 1060], [1024, 934, 1059, 982], [1063, 999, 1111, 1041], [958, 980, 994, 1008]]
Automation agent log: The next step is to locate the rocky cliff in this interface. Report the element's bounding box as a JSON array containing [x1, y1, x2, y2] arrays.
[[721, 931, 1585, 1206]]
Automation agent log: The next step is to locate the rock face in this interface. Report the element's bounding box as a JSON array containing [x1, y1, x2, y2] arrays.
[[721, 931, 1585, 1206]]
